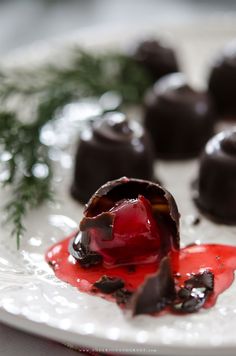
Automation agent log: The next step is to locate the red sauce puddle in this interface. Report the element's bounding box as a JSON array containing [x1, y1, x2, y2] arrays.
[[46, 233, 236, 309]]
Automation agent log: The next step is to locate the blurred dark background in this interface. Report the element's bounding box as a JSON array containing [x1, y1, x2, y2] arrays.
[[1, 0, 236, 55]]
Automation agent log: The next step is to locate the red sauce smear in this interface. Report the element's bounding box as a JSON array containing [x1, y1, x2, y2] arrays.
[[46, 234, 236, 308]]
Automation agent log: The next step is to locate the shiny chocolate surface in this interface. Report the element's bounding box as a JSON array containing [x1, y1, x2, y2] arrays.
[[195, 129, 236, 224], [71, 112, 155, 203], [144, 73, 215, 159]]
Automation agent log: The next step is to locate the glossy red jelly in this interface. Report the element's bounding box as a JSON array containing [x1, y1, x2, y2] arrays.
[[46, 235, 236, 309], [89, 196, 161, 267]]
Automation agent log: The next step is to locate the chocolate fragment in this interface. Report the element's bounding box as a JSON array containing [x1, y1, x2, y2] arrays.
[[114, 289, 133, 306], [69, 234, 102, 268], [48, 260, 56, 270], [185, 270, 214, 291], [192, 216, 201, 226], [172, 271, 214, 313], [80, 212, 114, 241], [174, 297, 205, 313], [93, 276, 125, 294], [194, 129, 236, 224], [144, 73, 215, 159], [130, 257, 176, 316]]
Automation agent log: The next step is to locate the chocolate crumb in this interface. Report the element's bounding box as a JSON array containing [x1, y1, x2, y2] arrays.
[[93, 276, 125, 294], [192, 216, 201, 225], [114, 288, 133, 305], [127, 265, 136, 273], [178, 287, 191, 299], [130, 257, 176, 316], [48, 260, 56, 270], [172, 270, 214, 313], [175, 296, 205, 313]]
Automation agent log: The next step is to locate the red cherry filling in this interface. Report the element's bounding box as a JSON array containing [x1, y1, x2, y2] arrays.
[[89, 195, 161, 267]]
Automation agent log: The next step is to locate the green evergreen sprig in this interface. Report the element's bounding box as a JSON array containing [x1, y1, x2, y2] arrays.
[[0, 47, 152, 247]]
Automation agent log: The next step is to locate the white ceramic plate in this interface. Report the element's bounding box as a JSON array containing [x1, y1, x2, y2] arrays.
[[1, 21, 236, 356]]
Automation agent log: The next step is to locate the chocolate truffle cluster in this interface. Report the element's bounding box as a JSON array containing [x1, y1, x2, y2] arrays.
[[70, 38, 236, 226]]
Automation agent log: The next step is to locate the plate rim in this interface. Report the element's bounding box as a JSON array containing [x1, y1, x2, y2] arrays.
[[1, 308, 236, 356]]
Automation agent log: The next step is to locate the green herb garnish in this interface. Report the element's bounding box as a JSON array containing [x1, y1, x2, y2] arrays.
[[0, 48, 152, 247]]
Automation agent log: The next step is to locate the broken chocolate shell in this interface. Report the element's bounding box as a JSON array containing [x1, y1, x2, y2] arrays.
[[93, 276, 125, 294], [113, 288, 133, 306], [172, 271, 214, 313], [130, 257, 176, 316], [70, 177, 180, 268]]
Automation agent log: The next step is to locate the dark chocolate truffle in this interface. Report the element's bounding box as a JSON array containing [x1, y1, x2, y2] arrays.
[[144, 73, 215, 159], [208, 43, 236, 119], [134, 39, 179, 82], [71, 112, 155, 204], [194, 129, 236, 224]]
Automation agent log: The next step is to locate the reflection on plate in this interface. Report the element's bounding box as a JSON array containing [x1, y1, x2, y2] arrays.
[[1, 22, 236, 356]]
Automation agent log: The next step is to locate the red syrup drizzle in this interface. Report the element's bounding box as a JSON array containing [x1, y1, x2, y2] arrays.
[[46, 233, 236, 309]]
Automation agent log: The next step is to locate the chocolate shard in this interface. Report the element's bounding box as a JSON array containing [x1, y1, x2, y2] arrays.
[[69, 235, 102, 268], [93, 276, 125, 294], [175, 296, 205, 313], [130, 257, 176, 316], [177, 287, 191, 299], [184, 270, 214, 291], [80, 212, 115, 241], [172, 270, 214, 313]]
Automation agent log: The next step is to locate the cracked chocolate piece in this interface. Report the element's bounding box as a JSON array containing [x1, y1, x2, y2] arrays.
[[185, 270, 214, 291], [70, 177, 180, 268], [172, 271, 214, 313], [69, 234, 102, 268], [174, 296, 205, 313], [130, 257, 176, 316], [93, 276, 125, 294]]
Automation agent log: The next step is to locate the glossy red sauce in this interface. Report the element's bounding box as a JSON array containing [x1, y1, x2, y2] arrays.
[[89, 195, 161, 267], [46, 233, 236, 308]]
